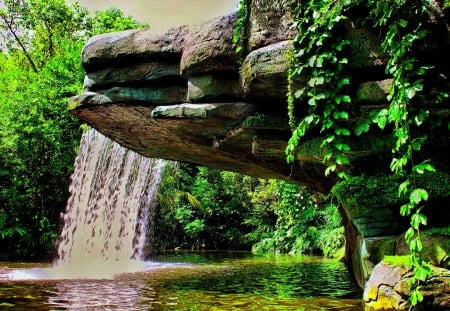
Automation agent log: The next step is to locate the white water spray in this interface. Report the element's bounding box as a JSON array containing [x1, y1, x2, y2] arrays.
[[8, 128, 165, 279]]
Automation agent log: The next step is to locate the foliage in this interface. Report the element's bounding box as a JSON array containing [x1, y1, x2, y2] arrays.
[[424, 226, 450, 237], [157, 165, 344, 257], [332, 172, 450, 210], [88, 7, 148, 35], [232, 0, 249, 64], [156, 164, 254, 250], [0, 0, 146, 259], [284, 0, 449, 305], [245, 180, 344, 257], [285, 0, 353, 180]]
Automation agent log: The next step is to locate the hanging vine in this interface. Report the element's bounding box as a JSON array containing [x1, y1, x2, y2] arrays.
[[284, 0, 448, 307], [232, 0, 250, 65], [285, 0, 353, 181]]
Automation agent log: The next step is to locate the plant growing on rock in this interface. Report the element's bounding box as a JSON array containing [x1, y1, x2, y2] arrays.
[[278, 0, 449, 306]]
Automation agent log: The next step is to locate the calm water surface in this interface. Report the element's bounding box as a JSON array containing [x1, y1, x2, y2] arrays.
[[0, 252, 362, 310]]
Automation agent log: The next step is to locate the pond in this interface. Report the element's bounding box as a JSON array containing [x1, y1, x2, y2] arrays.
[[0, 252, 362, 310]]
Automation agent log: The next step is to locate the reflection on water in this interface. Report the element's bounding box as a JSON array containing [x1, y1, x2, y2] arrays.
[[0, 252, 362, 310]]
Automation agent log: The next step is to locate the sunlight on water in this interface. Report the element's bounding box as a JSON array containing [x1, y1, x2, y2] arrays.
[[0, 253, 362, 310]]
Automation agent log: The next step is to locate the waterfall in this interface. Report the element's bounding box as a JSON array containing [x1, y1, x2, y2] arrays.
[[52, 127, 165, 277]]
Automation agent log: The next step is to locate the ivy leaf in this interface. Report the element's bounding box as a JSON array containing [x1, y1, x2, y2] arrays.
[[336, 155, 350, 165], [354, 120, 371, 136], [398, 19, 408, 28], [374, 109, 389, 129], [411, 213, 427, 229], [412, 162, 436, 174], [398, 180, 410, 196], [410, 289, 423, 306], [404, 227, 415, 242], [286, 154, 295, 163], [325, 164, 336, 176], [415, 265, 432, 282], [294, 89, 304, 99], [410, 188, 428, 204], [342, 95, 351, 103], [409, 237, 423, 253], [337, 171, 350, 180]]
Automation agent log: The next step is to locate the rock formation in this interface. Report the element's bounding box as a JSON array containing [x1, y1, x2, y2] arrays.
[[69, 0, 450, 307]]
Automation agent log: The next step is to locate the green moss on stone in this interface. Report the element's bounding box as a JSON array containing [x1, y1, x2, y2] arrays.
[[332, 171, 450, 210], [242, 113, 289, 129], [383, 255, 409, 266]]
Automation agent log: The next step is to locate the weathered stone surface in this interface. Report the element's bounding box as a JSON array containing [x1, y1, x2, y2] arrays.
[[187, 74, 242, 102], [351, 236, 397, 289], [152, 103, 253, 120], [241, 41, 294, 101], [95, 86, 187, 105], [364, 262, 450, 310], [248, 0, 297, 50], [82, 26, 189, 70], [70, 98, 330, 191], [180, 14, 238, 75], [355, 79, 392, 104], [395, 232, 450, 269], [85, 62, 182, 89], [345, 25, 385, 69]]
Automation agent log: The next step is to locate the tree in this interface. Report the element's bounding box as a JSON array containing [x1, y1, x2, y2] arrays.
[[0, 0, 146, 259]]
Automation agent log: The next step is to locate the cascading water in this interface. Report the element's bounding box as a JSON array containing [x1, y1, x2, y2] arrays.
[[53, 127, 165, 278], [8, 128, 165, 279]]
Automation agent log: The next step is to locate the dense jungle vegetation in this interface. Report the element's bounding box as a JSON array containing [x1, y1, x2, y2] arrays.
[[0, 0, 147, 259], [0, 0, 345, 260]]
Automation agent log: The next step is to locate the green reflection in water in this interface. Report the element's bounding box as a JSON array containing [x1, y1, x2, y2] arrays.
[[0, 252, 362, 310]]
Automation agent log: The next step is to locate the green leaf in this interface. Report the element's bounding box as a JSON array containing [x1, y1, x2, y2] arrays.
[[354, 120, 371, 136], [337, 171, 350, 180], [411, 213, 427, 229], [374, 109, 389, 129], [398, 180, 410, 196], [416, 265, 431, 282], [410, 189, 428, 204], [409, 237, 423, 253], [398, 19, 408, 28], [413, 163, 436, 174], [342, 95, 351, 103], [286, 154, 295, 163], [404, 227, 415, 242], [325, 164, 336, 176]]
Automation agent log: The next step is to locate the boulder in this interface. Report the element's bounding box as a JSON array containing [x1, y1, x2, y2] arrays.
[[247, 0, 297, 50], [241, 41, 295, 101], [187, 74, 242, 102], [85, 62, 182, 89], [82, 26, 189, 71], [395, 231, 450, 269], [180, 13, 238, 75], [94, 86, 187, 105], [363, 262, 450, 310]]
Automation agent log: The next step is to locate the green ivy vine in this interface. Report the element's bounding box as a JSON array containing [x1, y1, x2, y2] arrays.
[[232, 0, 249, 65], [233, 0, 448, 306], [285, 0, 353, 180], [285, 0, 448, 307]]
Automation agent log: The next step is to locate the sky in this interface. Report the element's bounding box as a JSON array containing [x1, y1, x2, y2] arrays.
[[75, 0, 239, 34]]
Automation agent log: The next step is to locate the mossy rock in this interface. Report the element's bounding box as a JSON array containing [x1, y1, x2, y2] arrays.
[[395, 228, 450, 268], [333, 172, 450, 211]]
